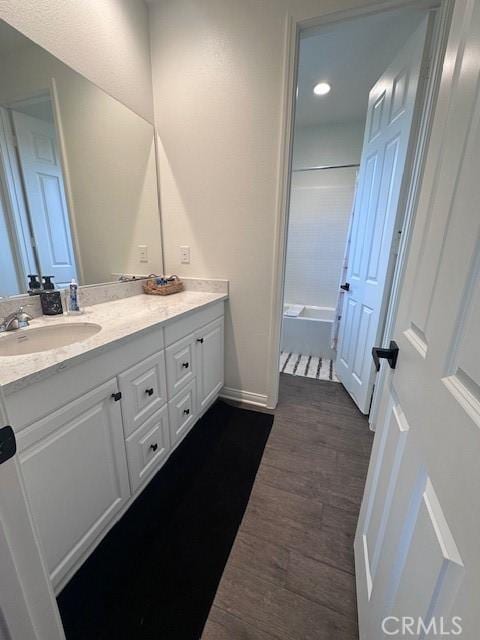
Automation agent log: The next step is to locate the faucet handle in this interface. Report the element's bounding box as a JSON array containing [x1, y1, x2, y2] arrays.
[[17, 306, 33, 325]]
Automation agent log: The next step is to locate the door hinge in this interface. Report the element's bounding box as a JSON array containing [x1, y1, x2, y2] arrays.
[[111, 391, 122, 402], [393, 229, 402, 255], [0, 426, 17, 464]]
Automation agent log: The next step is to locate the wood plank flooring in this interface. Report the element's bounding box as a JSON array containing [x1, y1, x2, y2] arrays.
[[202, 373, 374, 640]]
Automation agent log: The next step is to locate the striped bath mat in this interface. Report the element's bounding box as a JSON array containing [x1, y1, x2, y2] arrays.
[[280, 352, 339, 382]]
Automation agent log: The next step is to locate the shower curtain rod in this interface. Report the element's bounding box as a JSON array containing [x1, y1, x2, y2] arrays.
[[293, 163, 360, 172]]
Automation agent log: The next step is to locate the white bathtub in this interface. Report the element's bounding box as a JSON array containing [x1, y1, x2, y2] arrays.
[[281, 305, 335, 359]]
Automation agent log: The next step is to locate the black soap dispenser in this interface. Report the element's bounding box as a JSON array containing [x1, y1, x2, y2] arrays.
[[40, 276, 64, 315], [27, 274, 42, 295]]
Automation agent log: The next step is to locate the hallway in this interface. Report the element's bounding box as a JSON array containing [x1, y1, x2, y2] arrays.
[[202, 374, 373, 639]]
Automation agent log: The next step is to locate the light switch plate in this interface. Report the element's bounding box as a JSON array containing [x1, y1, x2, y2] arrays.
[[180, 246, 190, 264], [138, 245, 148, 263]]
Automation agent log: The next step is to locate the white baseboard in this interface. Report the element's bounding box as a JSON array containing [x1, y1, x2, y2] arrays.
[[220, 386, 269, 409]]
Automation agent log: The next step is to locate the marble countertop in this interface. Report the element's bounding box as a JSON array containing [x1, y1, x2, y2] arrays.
[[0, 291, 227, 393]]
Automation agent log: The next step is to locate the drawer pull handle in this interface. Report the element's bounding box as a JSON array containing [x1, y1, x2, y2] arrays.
[[182, 362, 189, 368], [145, 388, 154, 396], [197, 338, 204, 344], [150, 443, 158, 452], [183, 408, 190, 416]]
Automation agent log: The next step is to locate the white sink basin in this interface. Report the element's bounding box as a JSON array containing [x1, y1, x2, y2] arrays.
[[0, 323, 102, 356]]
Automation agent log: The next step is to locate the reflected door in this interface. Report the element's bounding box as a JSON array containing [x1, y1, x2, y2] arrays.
[[12, 110, 77, 289]]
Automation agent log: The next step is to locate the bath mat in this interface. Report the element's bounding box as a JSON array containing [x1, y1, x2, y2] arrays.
[[280, 351, 339, 381], [57, 400, 273, 640]]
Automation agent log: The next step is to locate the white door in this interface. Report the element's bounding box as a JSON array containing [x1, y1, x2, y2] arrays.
[[355, 1, 480, 637], [0, 400, 65, 640], [336, 18, 429, 414], [11, 110, 77, 289]]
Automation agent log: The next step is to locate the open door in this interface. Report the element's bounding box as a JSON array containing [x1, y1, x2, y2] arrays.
[[0, 400, 65, 640], [11, 109, 77, 289], [336, 17, 429, 413], [355, 0, 479, 636]]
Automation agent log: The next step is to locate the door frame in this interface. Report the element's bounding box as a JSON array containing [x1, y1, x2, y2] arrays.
[[266, 0, 453, 412]]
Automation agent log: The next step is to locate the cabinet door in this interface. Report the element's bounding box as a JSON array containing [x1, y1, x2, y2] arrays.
[[166, 333, 196, 397], [17, 379, 130, 590], [196, 316, 224, 413], [118, 350, 168, 437]]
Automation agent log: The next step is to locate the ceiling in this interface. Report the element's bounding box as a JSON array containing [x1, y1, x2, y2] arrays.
[[295, 8, 428, 128]]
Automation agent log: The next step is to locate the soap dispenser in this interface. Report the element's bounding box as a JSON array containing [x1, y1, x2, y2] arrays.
[[27, 274, 42, 295], [40, 276, 64, 315]]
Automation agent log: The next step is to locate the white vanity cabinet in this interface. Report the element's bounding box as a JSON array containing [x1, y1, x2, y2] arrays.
[[6, 299, 225, 592]]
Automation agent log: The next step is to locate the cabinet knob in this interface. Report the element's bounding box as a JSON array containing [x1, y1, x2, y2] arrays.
[[183, 408, 190, 416], [111, 391, 122, 402], [182, 362, 189, 368], [196, 338, 204, 344], [145, 388, 154, 396], [150, 443, 158, 452]]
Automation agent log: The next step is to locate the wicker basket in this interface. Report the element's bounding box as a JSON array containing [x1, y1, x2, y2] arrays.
[[143, 275, 184, 296]]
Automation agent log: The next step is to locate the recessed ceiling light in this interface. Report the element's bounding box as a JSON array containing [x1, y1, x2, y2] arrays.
[[313, 82, 331, 96]]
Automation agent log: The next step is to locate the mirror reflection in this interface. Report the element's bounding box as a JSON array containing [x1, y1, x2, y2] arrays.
[[0, 20, 163, 297]]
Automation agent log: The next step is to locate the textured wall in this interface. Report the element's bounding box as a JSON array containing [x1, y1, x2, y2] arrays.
[[0, 0, 153, 121], [149, 0, 383, 404]]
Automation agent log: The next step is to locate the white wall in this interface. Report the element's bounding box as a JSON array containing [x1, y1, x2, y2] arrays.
[[284, 122, 363, 309], [0, 0, 153, 122], [149, 0, 380, 404], [292, 121, 364, 169]]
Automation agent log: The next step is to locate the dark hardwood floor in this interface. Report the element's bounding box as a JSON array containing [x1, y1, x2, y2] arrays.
[[201, 373, 374, 640]]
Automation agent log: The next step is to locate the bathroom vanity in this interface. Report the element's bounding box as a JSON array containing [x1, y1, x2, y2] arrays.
[[0, 290, 227, 593]]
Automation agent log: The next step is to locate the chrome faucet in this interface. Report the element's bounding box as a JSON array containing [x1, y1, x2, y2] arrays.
[[0, 307, 33, 332]]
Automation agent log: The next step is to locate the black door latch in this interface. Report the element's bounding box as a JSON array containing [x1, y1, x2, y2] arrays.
[[0, 426, 16, 465], [340, 282, 350, 291], [372, 341, 399, 371]]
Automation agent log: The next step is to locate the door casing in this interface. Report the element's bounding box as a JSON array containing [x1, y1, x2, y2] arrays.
[[267, 0, 452, 412]]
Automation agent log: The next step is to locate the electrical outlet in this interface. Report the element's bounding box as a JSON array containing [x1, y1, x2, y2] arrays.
[[180, 245, 190, 264], [138, 245, 148, 263]]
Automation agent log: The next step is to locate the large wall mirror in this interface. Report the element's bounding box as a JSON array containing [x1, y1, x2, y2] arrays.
[[0, 20, 163, 298]]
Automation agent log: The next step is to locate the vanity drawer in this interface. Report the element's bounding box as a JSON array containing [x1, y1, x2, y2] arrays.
[[125, 404, 170, 494], [164, 301, 224, 346], [118, 351, 168, 437], [165, 334, 196, 398], [168, 380, 197, 448]]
